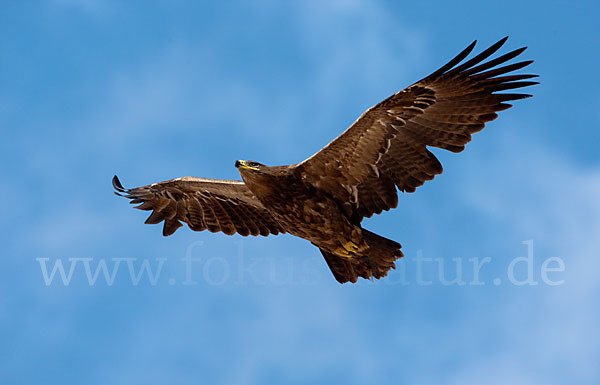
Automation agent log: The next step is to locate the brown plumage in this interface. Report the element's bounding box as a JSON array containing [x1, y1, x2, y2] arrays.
[[114, 37, 537, 284]]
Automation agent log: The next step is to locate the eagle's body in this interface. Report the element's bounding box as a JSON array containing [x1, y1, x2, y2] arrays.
[[114, 37, 537, 283], [241, 165, 352, 243], [239, 164, 377, 262]]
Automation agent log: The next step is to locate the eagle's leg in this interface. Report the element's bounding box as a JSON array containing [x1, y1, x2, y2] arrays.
[[344, 241, 359, 252]]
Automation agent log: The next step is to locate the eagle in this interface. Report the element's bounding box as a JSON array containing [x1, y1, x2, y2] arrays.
[[113, 37, 537, 284]]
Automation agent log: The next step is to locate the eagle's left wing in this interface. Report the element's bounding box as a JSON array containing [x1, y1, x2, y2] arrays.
[[296, 37, 538, 222], [113, 175, 284, 236]]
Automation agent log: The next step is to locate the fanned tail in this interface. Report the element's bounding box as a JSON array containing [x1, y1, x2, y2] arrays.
[[319, 230, 403, 284]]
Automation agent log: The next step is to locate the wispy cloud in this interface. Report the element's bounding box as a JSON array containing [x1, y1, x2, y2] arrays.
[[451, 130, 600, 383]]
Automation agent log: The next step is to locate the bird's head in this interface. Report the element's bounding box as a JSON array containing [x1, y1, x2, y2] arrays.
[[235, 160, 266, 174], [235, 160, 273, 193]]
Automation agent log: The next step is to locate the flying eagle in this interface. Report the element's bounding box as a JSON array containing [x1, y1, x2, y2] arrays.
[[113, 37, 537, 284]]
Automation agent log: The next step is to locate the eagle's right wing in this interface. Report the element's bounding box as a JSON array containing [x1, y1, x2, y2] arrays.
[[113, 175, 284, 237]]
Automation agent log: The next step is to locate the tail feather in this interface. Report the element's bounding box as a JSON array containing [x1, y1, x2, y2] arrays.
[[319, 230, 403, 284]]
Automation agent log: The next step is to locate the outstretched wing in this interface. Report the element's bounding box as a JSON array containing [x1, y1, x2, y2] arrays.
[[113, 175, 284, 236], [296, 37, 538, 222]]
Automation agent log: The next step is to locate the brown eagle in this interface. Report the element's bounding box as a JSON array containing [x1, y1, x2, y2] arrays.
[[113, 37, 537, 283]]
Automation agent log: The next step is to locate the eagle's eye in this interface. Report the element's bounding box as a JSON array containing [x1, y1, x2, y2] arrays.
[[248, 161, 260, 168]]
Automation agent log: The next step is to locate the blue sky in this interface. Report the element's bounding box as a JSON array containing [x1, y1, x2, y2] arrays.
[[1, 1, 599, 384]]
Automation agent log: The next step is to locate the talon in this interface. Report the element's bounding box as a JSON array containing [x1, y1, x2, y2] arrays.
[[333, 247, 351, 257], [332, 241, 359, 257]]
